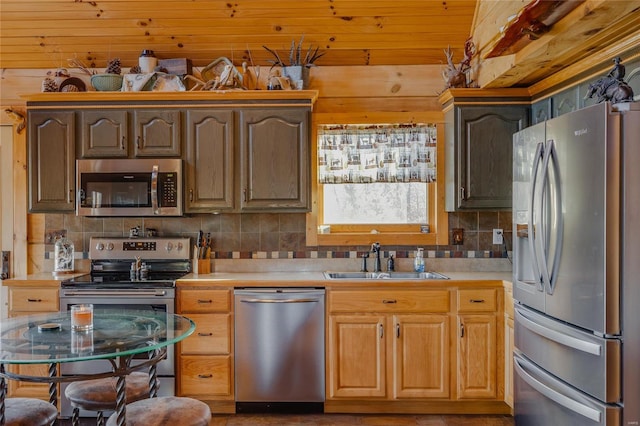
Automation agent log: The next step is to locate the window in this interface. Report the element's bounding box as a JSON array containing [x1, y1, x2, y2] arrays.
[[307, 114, 448, 247]]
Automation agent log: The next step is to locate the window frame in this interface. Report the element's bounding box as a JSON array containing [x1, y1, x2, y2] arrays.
[[306, 112, 448, 246]]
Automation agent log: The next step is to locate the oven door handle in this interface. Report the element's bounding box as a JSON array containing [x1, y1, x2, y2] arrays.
[[62, 290, 168, 297], [151, 164, 159, 215]]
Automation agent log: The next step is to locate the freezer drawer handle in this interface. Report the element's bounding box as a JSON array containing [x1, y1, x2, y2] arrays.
[[514, 356, 601, 422], [240, 298, 319, 304], [516, 308, 601, 356]]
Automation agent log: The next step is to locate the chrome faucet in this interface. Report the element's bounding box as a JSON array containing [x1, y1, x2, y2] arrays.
[[371, 242, 382, 273]]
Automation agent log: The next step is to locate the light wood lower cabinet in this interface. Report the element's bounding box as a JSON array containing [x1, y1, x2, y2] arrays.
[[176, 287, 234, 413], [6, 285, 59, 399], [328, 289, 451, 401], [327, 286, 507, 413], [457, 288, 501, 400]]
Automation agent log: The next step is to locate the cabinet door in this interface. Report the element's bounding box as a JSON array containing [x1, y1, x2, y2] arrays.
[[393, 314, 450, 399], [239, 108, 310, 211], [328, 314, 386, 398], [449, 105, 529, 210], [457, 314, 497, 399], [80, 110, 128, 157], [185, 110, 235, 212], [133, 110, 181, 157], [28, 110, 76, 212]]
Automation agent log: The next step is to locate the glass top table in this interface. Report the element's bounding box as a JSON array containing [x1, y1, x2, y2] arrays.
[[0, 309, 195, 425]]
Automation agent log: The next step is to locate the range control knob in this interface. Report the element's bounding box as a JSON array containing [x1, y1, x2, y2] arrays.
[[176, 242, 183, 252], [165, 242, 174, 252], [106, 243, 115, 251], [95, 242, 105, 251]]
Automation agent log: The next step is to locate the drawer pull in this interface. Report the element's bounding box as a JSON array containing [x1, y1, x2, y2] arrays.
[[197, 374, 213, 379], [382, 299, 397, 304], [27, 298, 43, 302], [469, 299, 486, 303], [197, 299, 213, 304], [197, 332, 213, 337]]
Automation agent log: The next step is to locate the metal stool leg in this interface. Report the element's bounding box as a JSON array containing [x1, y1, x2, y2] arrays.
[[97, 410, 105, 426], [71, 407, 80, 426]]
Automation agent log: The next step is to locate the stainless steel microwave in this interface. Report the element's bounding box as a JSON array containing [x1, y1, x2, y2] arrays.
[[76, 159, 183, 217]]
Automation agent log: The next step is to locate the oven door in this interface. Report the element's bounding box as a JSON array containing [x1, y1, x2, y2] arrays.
[[59, 290, 176, 418]]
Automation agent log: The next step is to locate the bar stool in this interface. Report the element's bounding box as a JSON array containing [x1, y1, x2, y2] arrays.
[[64, 372, 156, 426], [105, 396, 211, 426], [5, 397, 58, 426]]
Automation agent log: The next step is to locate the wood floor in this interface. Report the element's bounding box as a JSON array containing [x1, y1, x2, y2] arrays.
[[58, 414, 514, 426], [63, 414, 514, 426], [210, 414, 515, 425]]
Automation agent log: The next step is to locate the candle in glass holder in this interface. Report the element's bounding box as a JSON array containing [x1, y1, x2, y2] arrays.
[[71, 304, 93, 331]]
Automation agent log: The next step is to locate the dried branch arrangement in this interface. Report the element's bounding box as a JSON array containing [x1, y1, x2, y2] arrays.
[[263, 36, 325, 68]]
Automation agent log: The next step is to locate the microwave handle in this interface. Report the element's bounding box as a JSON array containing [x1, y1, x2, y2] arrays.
[[151, 164, 159, 215]]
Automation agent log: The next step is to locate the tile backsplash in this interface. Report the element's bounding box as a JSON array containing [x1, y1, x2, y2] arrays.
[[41, 211, 511, 263]]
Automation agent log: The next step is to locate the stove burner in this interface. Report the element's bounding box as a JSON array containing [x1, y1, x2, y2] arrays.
[[62, 237, 192, 290]]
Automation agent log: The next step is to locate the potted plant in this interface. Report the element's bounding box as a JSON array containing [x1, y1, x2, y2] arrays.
[[263, 36, 325, 89]]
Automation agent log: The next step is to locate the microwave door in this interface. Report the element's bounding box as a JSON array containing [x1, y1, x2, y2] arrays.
[[78, 172, 152, 215]]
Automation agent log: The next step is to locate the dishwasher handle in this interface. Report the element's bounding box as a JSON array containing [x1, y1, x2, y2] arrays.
[[240, 298, 320, 304]]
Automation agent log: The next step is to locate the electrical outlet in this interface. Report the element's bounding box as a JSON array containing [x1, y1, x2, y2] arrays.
[[493, 229, 503, 245]]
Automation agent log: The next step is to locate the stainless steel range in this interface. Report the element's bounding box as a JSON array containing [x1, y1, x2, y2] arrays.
[[59, 236, 191, 418]]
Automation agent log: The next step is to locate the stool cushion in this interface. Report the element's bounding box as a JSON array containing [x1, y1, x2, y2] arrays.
[[64, 371, 155, 411], [5, 398, 58, 426], [105, 396, 211, 426]]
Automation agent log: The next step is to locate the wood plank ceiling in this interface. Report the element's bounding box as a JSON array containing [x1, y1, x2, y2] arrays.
[[0, 0, 477, 69], [1, 0, 640, 89]]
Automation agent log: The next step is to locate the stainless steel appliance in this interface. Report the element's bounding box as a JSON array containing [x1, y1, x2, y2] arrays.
[[59, 236, 191, 418], [234, 288, 325, 413], [512, 102, 640, 425], [76, 158, 182, 217]]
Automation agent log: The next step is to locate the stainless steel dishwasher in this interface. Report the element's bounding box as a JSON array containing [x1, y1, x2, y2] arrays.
[[234, 288, 325, 413]]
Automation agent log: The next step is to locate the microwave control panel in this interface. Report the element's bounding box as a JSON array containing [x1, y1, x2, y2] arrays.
[[158, 172, 178, 207]]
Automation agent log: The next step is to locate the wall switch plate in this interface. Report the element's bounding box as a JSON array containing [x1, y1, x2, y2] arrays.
[[493, 229, 503, 245], [452, 228, 464, 245]]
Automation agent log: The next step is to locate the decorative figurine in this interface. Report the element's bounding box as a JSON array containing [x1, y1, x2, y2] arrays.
[[442, 37, 476, 89], [584, 57, 634, 103]]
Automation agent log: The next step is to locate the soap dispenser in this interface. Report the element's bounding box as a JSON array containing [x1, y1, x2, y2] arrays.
[[414, 248, 425, 273]]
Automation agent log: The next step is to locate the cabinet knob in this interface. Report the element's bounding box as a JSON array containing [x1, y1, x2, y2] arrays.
[[379, 323, 384, 339], [121, 136, 125, 150], [460, 323, 465, 338], [396, 323, 400, 338], [136, 136, 141, 149], [459, 186, 466, 201], [190, 189, 194, 202]]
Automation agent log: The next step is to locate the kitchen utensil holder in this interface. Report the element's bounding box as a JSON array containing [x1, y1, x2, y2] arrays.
[[193, 259, 211, 275]]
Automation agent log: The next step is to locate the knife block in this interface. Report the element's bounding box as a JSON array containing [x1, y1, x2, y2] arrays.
[[193, 259, 211, 275]]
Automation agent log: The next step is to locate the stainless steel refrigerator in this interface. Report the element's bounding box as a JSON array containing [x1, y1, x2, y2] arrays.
[[512, 101, 640, 425]]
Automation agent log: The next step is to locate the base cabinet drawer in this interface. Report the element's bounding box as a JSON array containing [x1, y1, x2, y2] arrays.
[[179, 355, 233, 397], [180, 313, 231, 354]]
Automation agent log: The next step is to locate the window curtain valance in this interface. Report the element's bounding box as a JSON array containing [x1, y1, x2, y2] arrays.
[[318, 124, 437, 184]]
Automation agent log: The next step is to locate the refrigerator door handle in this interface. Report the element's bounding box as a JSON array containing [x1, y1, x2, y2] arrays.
[[545, 139, 564, 295], [514, 356, 601, 422], [529, 141, 545, 291], [515, 307, 602, 356]]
